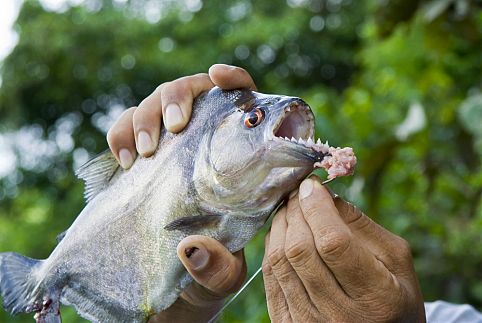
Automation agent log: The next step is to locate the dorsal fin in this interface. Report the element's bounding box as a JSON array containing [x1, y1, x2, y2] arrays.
[[75, 150, 120, 203]]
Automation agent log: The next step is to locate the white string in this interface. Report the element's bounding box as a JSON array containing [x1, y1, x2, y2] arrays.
[[207, 266, 263, 323]]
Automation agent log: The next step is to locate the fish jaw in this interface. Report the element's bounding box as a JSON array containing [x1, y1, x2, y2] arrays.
[[262, 97, 328, 168], [263, 96, 356, 179]]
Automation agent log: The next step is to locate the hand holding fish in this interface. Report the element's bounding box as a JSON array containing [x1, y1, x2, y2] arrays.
[[107, 64, 256, 169], [263, 177, 426, 322]]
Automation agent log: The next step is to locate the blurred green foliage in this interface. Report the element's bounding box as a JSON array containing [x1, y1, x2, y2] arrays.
[[0, 0, 481, 321]]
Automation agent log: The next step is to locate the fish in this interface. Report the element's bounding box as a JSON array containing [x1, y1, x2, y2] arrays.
[[0, 87, 356, 322]]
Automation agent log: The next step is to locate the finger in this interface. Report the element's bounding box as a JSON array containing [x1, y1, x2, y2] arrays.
[[161, 73, 214, 133], [262, 232, 292, 323], [332, 196, 413, 275], [320, 176, 415, 276], [132, 84, 164, 157], [299, 178, 399, 300], [177, 235, 246, 307], [268, 207, 316, 321], [284, 193, 346, 309], [106, 107, 137, 169], [208, 64, 257, 90]]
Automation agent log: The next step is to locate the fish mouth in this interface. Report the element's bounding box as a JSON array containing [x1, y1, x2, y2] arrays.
[[273, 100, 315, 141], [269, 100, 329, 162]]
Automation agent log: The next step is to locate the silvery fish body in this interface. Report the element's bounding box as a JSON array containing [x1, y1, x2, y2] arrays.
[[0, 87, 331, 322]]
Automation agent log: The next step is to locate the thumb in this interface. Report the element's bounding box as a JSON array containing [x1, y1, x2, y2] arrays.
[[177, 235, 246, 304]]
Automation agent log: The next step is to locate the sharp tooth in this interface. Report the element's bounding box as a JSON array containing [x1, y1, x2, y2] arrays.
[[298, 138, 306, 145], [286, 107, 291, 112], [322, 141, 329, 153], [316, 138, 322, 145], [291, 137, 296, 142], [307, 138, 314, 146], [284, 137, 289, 141]]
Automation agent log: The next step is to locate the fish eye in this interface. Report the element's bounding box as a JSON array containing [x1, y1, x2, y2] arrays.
[[244, 108, 265, 128]]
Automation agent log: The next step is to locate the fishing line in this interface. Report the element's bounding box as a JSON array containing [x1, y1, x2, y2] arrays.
[[207, 265, 263, 323]]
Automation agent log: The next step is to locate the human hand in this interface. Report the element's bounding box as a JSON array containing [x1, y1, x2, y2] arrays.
[[106, 65, 256, 321], [106, 64, 255, 169], [148, 235, 246, 323], [263, 177, 425, 322]]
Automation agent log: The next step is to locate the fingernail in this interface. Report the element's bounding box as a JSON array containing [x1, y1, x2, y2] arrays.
[[164, 103, 184, 132], [184, 246, 209, 271], [118, 148, 134, 169], [299, 178, 314, 199], [137, 131, 153, 155]]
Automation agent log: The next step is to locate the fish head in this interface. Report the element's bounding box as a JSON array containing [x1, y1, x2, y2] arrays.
[[194, 88, 328, 215]]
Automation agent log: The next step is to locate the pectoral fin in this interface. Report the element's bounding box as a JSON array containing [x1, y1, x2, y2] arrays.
[[164, 215, 221, 233]]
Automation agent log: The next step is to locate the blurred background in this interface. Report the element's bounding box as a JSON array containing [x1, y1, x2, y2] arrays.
[[0, 0, 481, 321]]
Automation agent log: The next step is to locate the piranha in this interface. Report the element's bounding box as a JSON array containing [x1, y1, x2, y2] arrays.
[[0, 87, 356, 322]]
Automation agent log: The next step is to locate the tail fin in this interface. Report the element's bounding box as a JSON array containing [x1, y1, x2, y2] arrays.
[[1, 253, 62, 323], [0, 252, 40, 314]]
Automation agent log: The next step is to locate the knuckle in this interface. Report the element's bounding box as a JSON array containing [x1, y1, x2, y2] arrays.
[[106, 107, 136, 146], [316, 230, 352, 261], [206, 260, 237, 292], [132, 109, 150, 126], [347, 212, 372, 232], [132, 107, 142, 123], [341, 201, 363, 223], [267, 247, 288, 269], [167, 77, 191, 94], [172, 76, 190, 88], [106, 129, 115, 146], [132, 107, 155, 129], [117, 106, 136, 122], [394, 237, 412, 260], [154, 83, 165, 93], [285, 239, 312, 265], [191, 72, 209, 80], [106, 127, 121, 146], [302, 202, 320, 221], [229, 65, 246, 75], [286, 197, 300, 214], [261, 261, 272, 276]]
